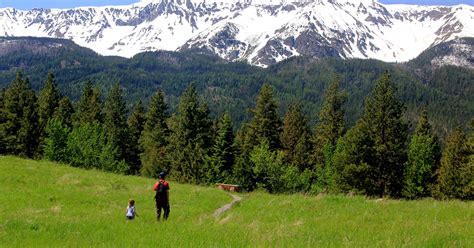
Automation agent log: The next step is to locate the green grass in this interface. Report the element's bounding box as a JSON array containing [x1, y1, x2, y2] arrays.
[[1, 156, 473, 247]]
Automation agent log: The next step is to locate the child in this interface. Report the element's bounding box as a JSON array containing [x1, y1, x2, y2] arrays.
[[126, 199, 137, 220]]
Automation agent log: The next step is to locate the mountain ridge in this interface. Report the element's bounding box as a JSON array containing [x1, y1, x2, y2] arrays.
[[1, 0, 472, 66]]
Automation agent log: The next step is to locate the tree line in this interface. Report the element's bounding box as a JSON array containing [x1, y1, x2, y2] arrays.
[[0, 71, 472, 200]]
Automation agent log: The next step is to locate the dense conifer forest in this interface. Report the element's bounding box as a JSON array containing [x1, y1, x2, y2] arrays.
[[1, 69, 472, 200], [0, 37, 472, 136]]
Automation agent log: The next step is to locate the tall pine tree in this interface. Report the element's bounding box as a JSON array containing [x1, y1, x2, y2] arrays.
[[312, 77, 346, 165], [436, 127, 472, 200], [403, 110, 440, 198], [53, 96, 74, 127], [37, 72, 61, 155], [74, 80, 102, 125], [281, 102, 311, 170], [0, 72, 38, 157], [244, 83, 282, 151], [333, 72, 407, 197], [140, 90, 170, 177], [205, 112, 235, 183], [127, 100, 145, 175], [167, 85, 212, 183], [103, 83, 128, 162]]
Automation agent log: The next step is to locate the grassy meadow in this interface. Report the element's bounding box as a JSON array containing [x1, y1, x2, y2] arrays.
[[0, 156, 473, 247]]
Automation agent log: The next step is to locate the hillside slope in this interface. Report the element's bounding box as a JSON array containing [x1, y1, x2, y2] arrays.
[[1, 156, 473, 246], [0, 37, 472, 135]]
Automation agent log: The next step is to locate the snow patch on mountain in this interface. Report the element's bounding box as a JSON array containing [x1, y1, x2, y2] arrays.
[[0, 0, 472, 67]]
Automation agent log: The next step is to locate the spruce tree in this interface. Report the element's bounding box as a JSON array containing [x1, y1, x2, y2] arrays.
[[245, 83, 282, 150], [403, 110, 440, 198], [232, 126, 257, 191], [332, 72, 407, 197], [0, 72, 38, 157], [74, 80, 102, 125], [205, 112, 235, 183], [312, 77, 346, 165], [436, 127, 472, 200], [103, 83, 128, 162], [167, 85, 212, 183], [140, 90, 170, 177], [37, 72, 61, 155], [127, 100, 145, 175], [281, 102, 311, 170], [53, 96, 74, 127], [363, 72, 408, 197]]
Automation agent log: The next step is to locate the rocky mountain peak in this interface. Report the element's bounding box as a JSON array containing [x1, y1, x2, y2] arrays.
[[0, 0, 472, 67]]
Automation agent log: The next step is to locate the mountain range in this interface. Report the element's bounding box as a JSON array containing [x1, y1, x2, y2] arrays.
[[1, 0, 473, 67]]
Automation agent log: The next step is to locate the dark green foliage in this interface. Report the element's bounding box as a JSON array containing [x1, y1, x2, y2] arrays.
[[312, 77, 346, 165], [53, 96, 74, 127], [281, 102, 311, 170], [140, 90, 170, 178], [204, 112, 235, 183], [436, 128, 473, 200], [43, 118, 70, 162], [231, 128, 256, 191], [127, 101, 145, 175], [362, 72, 408, 197], [103, 83, 129, 161], [333, 72, 408, 197], [74, 80, 102, 125], [403, 110, 440, 199], [0, 72, 38, 157], [244, 83, 282, 151], [167, 85, 212, 183], [37, 72, 61, 155], [0, 38, 471, 135], [333, 121, 374, 193], [66, 122, 128, 173]]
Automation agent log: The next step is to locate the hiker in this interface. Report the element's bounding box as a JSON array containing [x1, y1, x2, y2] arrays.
[[126, 199, 137, 220], [153, 172, 170, 221]]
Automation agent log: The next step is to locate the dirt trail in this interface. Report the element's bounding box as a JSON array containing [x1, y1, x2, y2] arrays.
[[213, 193, 242, 218]]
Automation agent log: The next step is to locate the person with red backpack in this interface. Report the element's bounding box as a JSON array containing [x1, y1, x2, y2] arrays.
[[153, 172, 170, 221]]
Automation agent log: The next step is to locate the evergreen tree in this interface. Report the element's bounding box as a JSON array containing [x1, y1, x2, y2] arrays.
[[74, 80, 102, 125], [140, 90, 170, 177], [232, 126, 257, 191], [167, 85, 212, 183], [281, 102, 311, 170], [403, 110, 440, 199], [245, 83, 282, 151], [464, 120, 474, 199], [436, 127, 473, 200], [0, 72, 38, 157], [333, 72, 407, 197], [103, 83, 128, 162], [37, 72, 61, 155], [53, 96, 74, 127], [333, 121, 375, 193], [312, 77, 346, 165], [204, 112, 235, 183], [363, 72, 408, 197], [127, 100, 145, 175]]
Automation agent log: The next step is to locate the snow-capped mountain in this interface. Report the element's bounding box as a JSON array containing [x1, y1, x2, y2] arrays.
[[0, 0, 473, 67]]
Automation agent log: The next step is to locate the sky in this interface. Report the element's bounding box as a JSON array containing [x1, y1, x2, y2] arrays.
[[0, 0, 472, 10]]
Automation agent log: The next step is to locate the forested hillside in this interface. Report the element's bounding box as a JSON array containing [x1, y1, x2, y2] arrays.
[[0, 37, 472, 134]]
